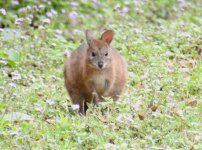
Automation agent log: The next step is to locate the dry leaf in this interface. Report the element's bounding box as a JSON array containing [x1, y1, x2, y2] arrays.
[[187, 98, 197, 106], [195, 46, 201, 60], [37, 92, 43, 97], [138, 113, 145, 120], [178, 59, 196, 68], [148, 102, 158, 112]]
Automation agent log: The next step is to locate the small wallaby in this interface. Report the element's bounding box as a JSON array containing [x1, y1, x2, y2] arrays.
[[64, 30, 127, 114]]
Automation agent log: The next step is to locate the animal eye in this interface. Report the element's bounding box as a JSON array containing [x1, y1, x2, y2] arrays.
[[105, 53, 108, 56], [92, 52, 96, 57]]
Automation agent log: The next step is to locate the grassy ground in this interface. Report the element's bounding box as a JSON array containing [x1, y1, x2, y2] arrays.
[[0, 0, 202, 149]]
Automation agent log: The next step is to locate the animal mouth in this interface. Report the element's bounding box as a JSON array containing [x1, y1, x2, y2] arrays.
[[88, 63, 103, 70], [98, 61, 104, 68]]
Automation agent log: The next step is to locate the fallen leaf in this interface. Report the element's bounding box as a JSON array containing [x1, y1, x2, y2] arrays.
[[138, 113, 145, 120], [148, 102, 158, 112], [37, 92, 43, 97], [187, 98, 197, 106], [194, 46, 201, 60], [178, 59, 196, 68]]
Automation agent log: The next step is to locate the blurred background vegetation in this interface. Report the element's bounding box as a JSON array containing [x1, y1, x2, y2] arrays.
[[1, 0, 202, 68], [1, 0, 202, 29]]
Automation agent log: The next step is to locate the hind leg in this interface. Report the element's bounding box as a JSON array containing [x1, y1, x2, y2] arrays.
[[92, 91, 99, 104], [68, 88, 86, 114], [111, 86, 124, 101]]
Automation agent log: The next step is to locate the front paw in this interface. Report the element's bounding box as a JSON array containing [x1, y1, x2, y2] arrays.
[[102, 91, 109, 98], [92, 93, 99, 104]]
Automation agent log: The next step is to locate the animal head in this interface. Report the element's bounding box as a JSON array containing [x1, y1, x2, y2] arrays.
[[85, 30, 114, 70]]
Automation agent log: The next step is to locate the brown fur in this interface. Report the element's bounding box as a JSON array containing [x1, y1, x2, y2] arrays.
[[64, 30, 127, 114]]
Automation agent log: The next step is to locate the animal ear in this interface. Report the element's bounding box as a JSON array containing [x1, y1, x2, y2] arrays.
[[100, 30, 113, 44], [85, 30, 94, 46]]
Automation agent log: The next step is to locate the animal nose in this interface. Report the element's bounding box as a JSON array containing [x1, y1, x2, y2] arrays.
[[98, 61, 104, 68]]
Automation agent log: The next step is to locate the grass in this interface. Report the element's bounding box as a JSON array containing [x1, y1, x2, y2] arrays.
[[0, 0, 202, 149]]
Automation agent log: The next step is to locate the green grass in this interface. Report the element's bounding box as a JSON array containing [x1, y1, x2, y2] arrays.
[[0, 0, 202, 149]]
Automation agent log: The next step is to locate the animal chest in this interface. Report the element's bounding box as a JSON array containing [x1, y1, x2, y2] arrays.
[[90, 73, 108, 94]]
